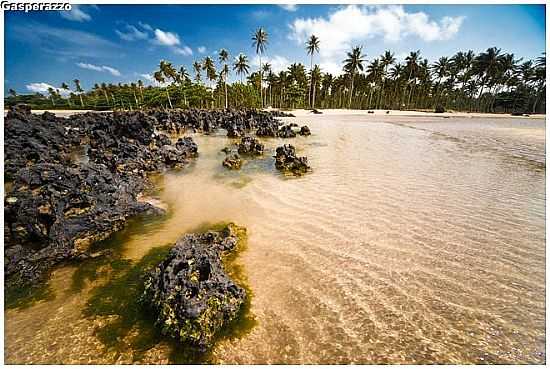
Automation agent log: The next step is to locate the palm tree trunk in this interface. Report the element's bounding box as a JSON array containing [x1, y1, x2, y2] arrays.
[[166, 88, 173, 109], [348, 73, 354, 109], [259, 54, 263, 109], [312, 83, 316, 109], [224, 80, 228, 109], [79, 94, 84, 108], [308, 55, 313, 108]]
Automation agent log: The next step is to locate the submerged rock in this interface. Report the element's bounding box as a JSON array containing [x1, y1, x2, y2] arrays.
[[237, 136, 264, 156], [270, 110, 295, 117], [299, 126, 311, 136], [222, 154, 243, 170], [274, 144, 310, 175], [141, 224, 246, 349], [277, 124, 297, 138]]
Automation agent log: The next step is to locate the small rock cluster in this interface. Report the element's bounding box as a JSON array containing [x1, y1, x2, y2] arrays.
[[222, 154, 243, 170], [274, 144, 311, 175], [237, 136, 264, 156]]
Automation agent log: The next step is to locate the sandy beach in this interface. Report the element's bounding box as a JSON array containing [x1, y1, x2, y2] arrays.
[[6, 108, 546, 120]]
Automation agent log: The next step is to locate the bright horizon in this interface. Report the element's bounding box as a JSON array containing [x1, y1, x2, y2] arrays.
[[4, 4, 546, 95]]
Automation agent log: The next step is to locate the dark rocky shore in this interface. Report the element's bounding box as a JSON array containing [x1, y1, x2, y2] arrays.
[[4, 105, 300, 291], [4, 105, 310, 349]]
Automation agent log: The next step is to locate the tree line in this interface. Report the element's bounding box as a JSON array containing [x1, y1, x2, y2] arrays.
[[6, 28, 546, 114]]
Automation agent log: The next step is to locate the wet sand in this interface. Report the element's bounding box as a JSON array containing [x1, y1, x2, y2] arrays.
[[5, 114, 546, 364]]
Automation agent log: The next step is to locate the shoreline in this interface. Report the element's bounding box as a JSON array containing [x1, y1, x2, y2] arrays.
[[273, 108, 546, 119], [5, 108, 545, 120]]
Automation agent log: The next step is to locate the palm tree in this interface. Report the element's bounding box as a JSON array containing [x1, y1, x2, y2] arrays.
[[306, 34, 320, 108], [219, 49, 230, 108], [47, 87, 56, 107], [203, 56, 217, 108], [262, 62, 271, 106], [405, 50, 421, 107], [310, 64, 322, 108], [137, 79, 144, 103], [342, 46, 366, 109], [193, 61, 202, 84], [158, 60, 177, 108], [233, 53, 250, 83], [431, 56, 449, 106], [8, 88, 17, 98], [73, 79, 84, 107], [380, 50, 395, 108], [252, 27, 268, 108]]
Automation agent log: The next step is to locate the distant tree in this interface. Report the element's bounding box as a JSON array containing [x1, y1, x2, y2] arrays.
[[342, 46, 366, 109], [252, 27, 268, 108], [73, 79, 84, 107], [306, 34, 320, 107], [234, 53, 250, 83]]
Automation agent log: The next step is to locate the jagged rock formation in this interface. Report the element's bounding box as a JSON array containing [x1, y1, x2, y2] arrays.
[[299, 126, 311, 136], [237, 136, 264, 156], [274, 144, 311, 175], [222, 154, 243, 170], [141, 224, 246, 349]]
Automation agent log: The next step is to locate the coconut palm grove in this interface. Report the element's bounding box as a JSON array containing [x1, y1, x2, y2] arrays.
[[5, 30, 546, 114]]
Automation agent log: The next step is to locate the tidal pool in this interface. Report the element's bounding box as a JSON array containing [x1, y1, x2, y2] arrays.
[[5, 114, 546, 364]]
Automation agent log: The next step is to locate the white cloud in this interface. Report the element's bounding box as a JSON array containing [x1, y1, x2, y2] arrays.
[[101, 66, 122, 76], [279, 4, 298, 12], [77, 62, 121, 76], [174, 46, 193, 56], [60, 5, 92, 22], [252, 54, 291, 74], [289, 5, 464, 75], [197, 46, 207, 54], [138, 21, 153, 31], [139, 73, 169, 87], [154, 29, 180, 46], [26, 82, 71, 96], [116, 24, 148, 41]]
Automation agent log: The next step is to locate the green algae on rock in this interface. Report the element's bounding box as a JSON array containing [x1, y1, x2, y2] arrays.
[[141, 223, 248, 349]]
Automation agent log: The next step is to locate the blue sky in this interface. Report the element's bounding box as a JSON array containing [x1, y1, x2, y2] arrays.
[[4, 4, 545, 95]]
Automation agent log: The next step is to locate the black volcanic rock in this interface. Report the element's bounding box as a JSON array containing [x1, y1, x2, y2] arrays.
[[237, 136, 264, 156], [141, 224, 246, 349], [274, 144, 310, 175], [222, 154, 243, 170], [299, 126, 311, 136]]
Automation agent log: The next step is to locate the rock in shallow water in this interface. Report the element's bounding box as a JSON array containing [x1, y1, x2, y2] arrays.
[[299, 125, 311, 136], [237, 136, 264, 156], [274, 144, 311, 175], [141, 224, 246, 349], [222, 154, 243, 170]]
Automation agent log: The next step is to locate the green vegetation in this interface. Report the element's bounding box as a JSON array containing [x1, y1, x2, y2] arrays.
[[6, 30, 544, 113], [71, 220, 255, 364]]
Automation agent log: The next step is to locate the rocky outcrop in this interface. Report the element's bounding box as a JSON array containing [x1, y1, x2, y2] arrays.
[[270, 110, 295, 117], [277, 124, 297, 138], [274, 144, 311, 175], [299, 126, 311, 136], [222, 154, 243, 170], [237, 136, 264, 156], [141, 224, 246, 349], [4, 162, 157, 289], [4, 108, 199, 290]]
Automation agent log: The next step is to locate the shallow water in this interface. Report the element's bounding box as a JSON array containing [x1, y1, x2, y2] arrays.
[[5, 115, 546, 364]]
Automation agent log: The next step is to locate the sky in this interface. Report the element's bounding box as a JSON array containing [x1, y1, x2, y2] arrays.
[[4, 4, 546, 95]]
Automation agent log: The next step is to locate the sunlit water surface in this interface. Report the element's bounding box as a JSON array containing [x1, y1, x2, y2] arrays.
[[5, 114, 546, 364]]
